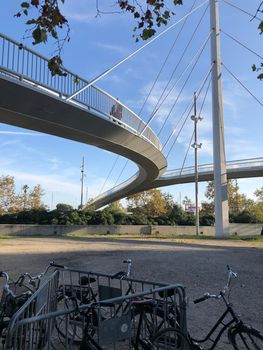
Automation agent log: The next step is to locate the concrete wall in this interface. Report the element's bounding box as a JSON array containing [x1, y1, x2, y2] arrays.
[[0, 223, 262, 237]]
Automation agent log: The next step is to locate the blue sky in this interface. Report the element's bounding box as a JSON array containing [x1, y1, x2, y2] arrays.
[[0, 0, 262, 209]]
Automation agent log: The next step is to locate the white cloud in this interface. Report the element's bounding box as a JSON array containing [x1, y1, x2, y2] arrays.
[[95, 42, 128, 55], [0, 131, 44, 136]]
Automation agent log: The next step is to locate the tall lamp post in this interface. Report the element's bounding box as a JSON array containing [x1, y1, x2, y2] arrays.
[[80, 157, 85, 209], [191, 93, 202, 236]]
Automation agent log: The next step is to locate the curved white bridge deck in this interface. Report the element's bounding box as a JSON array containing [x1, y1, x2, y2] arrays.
[[91, 158, 263, 208], [0, 32, 167, 205], [0, 33, 262, 210]]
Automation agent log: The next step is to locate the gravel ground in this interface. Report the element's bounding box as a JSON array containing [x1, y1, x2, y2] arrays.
[[0, 236, 262, 349]]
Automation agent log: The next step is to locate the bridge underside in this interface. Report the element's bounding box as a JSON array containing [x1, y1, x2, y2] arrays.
[[0, 75, 167, 206]]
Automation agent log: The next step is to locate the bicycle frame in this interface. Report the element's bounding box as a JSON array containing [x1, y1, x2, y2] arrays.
[[190, 291, 241, 349]]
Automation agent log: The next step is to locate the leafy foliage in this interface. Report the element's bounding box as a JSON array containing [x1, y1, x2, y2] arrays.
[[251, 2, 263, 79], [0, 175, 44, 214], [15, 0, 183, 75], [15, 0, 69, 76], [127, 189, 173, 217]]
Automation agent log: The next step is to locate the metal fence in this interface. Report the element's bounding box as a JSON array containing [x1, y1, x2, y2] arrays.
[[4, 268, 187, 349], [0, 32, 161, 150], [3, 270, 59, 350], [163, 157, 263, 178]]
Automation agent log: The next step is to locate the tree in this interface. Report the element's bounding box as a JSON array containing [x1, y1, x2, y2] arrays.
[[205, 180, 247, 214], [56, 203, 74, 212], [29, 184, 44, 209], [127, 189, 172, 217], [182, 196, 193, 211], [251, 3, 263, 79], [255, 187, 263, 202], [0, 176, 17, 213], [21, 184, 30, 210]]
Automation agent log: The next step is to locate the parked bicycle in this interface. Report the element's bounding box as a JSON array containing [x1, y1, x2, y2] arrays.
[[148, 266, 263, 349], [52, 259, 182, 349], [0, 264, 52, 343], [53, 259, 135, 344]]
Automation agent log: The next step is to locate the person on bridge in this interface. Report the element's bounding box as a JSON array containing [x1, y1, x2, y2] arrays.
[[110, 98, 123, 123]]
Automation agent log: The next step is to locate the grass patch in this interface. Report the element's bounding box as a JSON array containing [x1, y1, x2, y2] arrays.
[[0, 235, 15, 239], [63, 232, 263, 243], [0, 233, 262, 246]]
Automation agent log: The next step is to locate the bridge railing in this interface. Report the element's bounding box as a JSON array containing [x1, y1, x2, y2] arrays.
[[163, 158, 263, 178], [0, 32, 161, 150]]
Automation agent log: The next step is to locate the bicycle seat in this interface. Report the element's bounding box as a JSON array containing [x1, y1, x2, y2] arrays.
[[158, 288, 176, 298], [132, 299, 157, 307], [79, 275, 96, 285]]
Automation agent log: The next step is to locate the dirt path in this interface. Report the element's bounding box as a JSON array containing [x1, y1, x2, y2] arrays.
[[0, 236, 262, 348]]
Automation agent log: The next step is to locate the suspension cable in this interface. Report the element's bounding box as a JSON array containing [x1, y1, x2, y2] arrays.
[[164, 63, 213, 155], [105, 1, 199, 191], [198, 76, 211, 118], [157, 31, 212, 137], [99, 156, 119, 195], [114, 159, 129, 186], [112, 1, 207, 189], [222, 63, 263, 107], [66, 0, 209, 101], [165, 104, 193, 159], [221, 30, 263, 60], [179, 77, 211, 174], [138, 0, 199, 117], [140, 8, 210, 135], [222, 0, 263, 21], [180, 131, 195, 175]]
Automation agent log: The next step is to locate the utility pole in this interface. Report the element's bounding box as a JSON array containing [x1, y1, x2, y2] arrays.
[[80, 157, 85, 209], [51, 192, 54, 211], [210, 0, 229, 237], [86, 187, 88, 203], [191, 93, 202, 236]]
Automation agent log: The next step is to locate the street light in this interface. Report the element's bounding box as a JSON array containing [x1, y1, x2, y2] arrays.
[[191, 93, 202, 236]]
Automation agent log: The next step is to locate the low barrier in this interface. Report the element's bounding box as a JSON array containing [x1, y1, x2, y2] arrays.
[[0, 223, 262, 237]]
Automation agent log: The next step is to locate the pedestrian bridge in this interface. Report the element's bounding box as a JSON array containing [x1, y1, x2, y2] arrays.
[[0, 32, 262, 209]]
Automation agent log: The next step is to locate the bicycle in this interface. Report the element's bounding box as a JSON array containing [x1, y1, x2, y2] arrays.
[[149, 266, 263, 349], [53, 259, 134, 344], [0, 264, 52, 344], [53, 259, 182, 349]]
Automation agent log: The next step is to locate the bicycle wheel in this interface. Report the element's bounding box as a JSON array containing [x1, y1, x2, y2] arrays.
[[228, 325, 263, 350], [151, 327, 191, 350], [56, 284, 97, 345], [56, 294, 86, 345], [132, 305, 177, 349]]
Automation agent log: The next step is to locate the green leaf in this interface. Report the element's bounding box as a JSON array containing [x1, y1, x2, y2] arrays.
[[258, 21, 263, 34], [40, 29, 48, 43], [31, 0, 39, 6], [141, 28, 156, 40], [21, 2, 30, 8], [26, 19, 36, 25], [23, 9, 28, 15], [73, 76, 79, 85], [257, 73, 263, 80], [252, 64, 257, 72], [163, 10, 170, 19]]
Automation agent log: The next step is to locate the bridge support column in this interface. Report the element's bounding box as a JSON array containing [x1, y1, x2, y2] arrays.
[[210, 0, 229, 237]]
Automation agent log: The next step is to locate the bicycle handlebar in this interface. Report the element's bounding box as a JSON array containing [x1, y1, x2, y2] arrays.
[[49, 261, 66, 269], [194, 266, 238, 305], [0, 271, 9, 283], [111, 271, 127, 279], [193, 293, 210, 304]]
